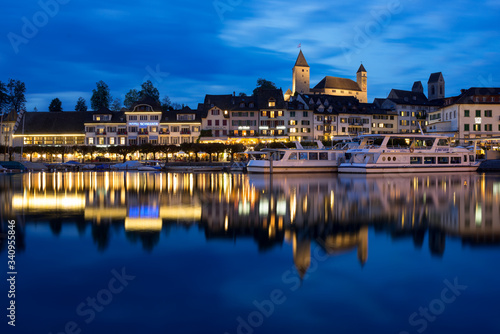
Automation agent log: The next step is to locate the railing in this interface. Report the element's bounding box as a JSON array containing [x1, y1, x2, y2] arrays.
[[180, 130, 191, 135]]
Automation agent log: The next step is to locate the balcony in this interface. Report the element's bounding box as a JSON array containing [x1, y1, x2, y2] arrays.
[[96, 132, 106, 136], [180, 130, 191, 135], [138, 130, 149, 135], [117, 130, 127, 135], [159, 131, 170, 135]]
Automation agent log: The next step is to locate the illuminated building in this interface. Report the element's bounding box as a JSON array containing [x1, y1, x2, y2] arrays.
[[291, 50, 368, 103], [11, 112, 86, 162], [85, 97, 201, 147], [427, 87, 500, 147]]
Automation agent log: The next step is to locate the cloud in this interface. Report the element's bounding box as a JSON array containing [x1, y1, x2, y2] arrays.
[[1, 0, 499, 110]]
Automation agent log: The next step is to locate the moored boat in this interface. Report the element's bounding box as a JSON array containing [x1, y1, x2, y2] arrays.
[[246, 140, 358, 174], [338, 134, 480, 173]]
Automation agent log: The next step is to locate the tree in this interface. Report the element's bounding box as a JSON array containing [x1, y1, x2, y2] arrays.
[[157, 144, 178, 163], [6, 79, 26, 113], [108, 145, 137, 162], [238, 92, 247, 97], [171, 102, 182, 110], [139, 80, 160, 103], [48, 98, 62, 112], [75, 97, 87, 112], [124, 89, 140, 109], [125, 89, 139, 108], [0, 81, 8, 114], [253, 78, 277, 95], [90, 80, 111, 111], [161, 96, 171, 110], [228, 143, 246, 162], [111, 97, 122, 111], [137, 143, 157, 160]]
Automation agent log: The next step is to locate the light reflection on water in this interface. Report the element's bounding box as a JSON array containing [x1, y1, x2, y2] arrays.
[[1, 171, 500, 333], [1, 171, 500, 266]]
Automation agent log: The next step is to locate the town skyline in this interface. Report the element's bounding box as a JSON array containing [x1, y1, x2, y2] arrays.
[[2, 0, 499, 111]]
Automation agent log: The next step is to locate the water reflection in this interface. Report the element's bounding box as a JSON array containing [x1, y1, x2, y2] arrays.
[[1, 171, 499, 273]]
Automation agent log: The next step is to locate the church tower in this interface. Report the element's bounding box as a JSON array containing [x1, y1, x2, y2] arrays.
[[428, 72, 445, 100], [356, 64, 367, 103], [292, 50, 310, 95]]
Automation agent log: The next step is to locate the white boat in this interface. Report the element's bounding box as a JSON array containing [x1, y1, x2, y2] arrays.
[[246, 140, 358, 174], [338, 134, 480, 174]]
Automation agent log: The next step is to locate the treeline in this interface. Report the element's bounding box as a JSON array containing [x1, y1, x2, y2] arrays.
[[0, 79, 26, 114], [49, 79, 180, 112]]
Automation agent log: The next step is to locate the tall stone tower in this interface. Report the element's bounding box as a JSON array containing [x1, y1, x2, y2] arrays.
[[356, 64, 367, 103], [428, 72, 445, 100], [292, 50, 310, 95]]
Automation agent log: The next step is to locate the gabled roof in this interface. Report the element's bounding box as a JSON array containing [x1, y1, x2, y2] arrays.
[[428, 72, 443, 83], [129, 95, 162, 112], [387, 89, 429, 105], [1, 109, 18, 122], [448, 87, 500, 105], [93, 106, 113, 114], [372, 98, 386, 108], [313, 76, 361, 91], [161, 107, 202, 123], [357, 64, 367, 73], [412, 81, 423, 92], [204, 94, 234, 111], [15, 112, 86, 135], [294, 50, 309, 67], [255, 88, 285, 109], [286, 100, 308, 110]]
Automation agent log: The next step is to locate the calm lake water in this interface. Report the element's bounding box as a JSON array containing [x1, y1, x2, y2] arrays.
[[1, 171, 500, 334]]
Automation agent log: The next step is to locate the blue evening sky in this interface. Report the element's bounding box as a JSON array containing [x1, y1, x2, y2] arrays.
[[1, 0, 499, 111]]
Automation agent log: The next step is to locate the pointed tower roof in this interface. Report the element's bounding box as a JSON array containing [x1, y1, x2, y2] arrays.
[[428, 72, 443, 83], [357, 64, 367, 73], [294, 50, 309, 67]]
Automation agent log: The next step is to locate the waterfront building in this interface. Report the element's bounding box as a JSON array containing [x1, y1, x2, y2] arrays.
[[12, 111, 86, 147], [0, 109, 18, 147], [286, 99, 314, 141], [84, 97, 201, 147], [291, 50, 368, 103], [257, 88, 288, 140], [427, 87, 500, 145], [200, 95, 231, 142], [199, 89, 291, 144], [378, 74, 444, 133], [294, 94, 396, 139]]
